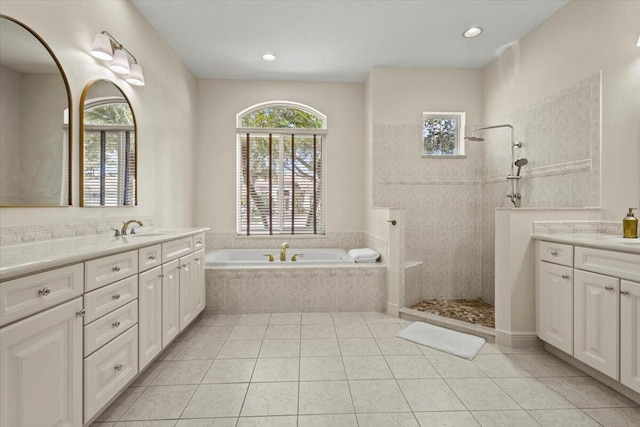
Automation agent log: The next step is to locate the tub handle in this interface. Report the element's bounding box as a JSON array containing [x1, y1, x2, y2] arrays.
[[291, 253, 301, 262], [263, 254, 274, 262]]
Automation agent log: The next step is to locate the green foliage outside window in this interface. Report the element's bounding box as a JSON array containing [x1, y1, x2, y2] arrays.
[[423, 115, 458, 155]]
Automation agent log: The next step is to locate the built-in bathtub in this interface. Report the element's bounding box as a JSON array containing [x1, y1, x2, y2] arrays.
[[205, 248, 386, 314], [205, 248, 354, 268]]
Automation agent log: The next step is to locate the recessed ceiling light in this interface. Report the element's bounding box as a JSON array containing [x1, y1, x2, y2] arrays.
[[262, 53, 277, 62], [463, 27, 483, 38]]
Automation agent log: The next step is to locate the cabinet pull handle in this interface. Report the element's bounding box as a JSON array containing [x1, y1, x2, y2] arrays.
[[114, 364, 123, 371], [196, 240, 202, 245], [605, 286, 614, 291], [112, 265, 121, 272], [562, 275, 570, 279], [159, 274, 165, 278], [76, 309, 86, 317], [112, 293, 121, 300], [38, 287, 51, 296], [149, 254, 156, 261], [621, 290, 630, 296], [112, 320, 121, 328], [550, 250, 558, 256]]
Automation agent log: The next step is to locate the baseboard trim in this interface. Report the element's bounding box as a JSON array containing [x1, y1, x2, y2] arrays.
[[545, 343, 640, 405], [494, 328, 542, 349], [387, 302, 399, 318]]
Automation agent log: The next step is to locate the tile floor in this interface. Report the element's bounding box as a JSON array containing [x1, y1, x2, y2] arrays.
[[92, 312, 640, 427]]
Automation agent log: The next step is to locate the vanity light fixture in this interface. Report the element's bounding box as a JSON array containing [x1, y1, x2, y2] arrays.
[[463, 26, 483, 38], [262, 53, 277, 62], [89, 31, 145, 86]]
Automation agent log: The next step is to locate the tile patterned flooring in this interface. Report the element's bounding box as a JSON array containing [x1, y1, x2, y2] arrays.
[[92, 312, 640, 427]]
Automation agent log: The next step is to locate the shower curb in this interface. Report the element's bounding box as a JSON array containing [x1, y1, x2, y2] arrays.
[[398, 307, 496, 343]]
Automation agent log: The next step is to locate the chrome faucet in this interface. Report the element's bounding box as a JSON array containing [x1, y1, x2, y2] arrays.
[[280, 242, 289, 261], [121, 219, 143, 235]]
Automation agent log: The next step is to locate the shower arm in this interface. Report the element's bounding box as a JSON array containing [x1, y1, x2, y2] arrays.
[[474, 124, 516, 178]]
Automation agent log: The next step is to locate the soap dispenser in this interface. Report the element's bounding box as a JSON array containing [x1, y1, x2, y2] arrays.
[[623, 208, 638, 238]]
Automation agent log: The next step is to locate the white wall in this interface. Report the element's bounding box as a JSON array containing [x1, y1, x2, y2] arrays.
[[0, 65, 22, 204], [195, 79, 364, 234], [0, 0, 197, 229], [483, 0, 640, 220]]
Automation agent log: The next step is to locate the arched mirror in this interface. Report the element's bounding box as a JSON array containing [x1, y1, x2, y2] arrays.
[[80, 79, 137, 207], [0, 15, 72, 207]]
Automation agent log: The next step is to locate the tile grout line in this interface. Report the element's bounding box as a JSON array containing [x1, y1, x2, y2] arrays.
[[335, 313, 360, 426]]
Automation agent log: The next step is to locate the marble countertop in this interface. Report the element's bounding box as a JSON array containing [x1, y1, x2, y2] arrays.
[[532, 232, 640, 254], [0, 227, 209, 281]]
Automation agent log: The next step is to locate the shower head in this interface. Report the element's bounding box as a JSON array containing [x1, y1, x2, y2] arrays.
[[515, 157, 528, 176], [464, 135, 484, 142]]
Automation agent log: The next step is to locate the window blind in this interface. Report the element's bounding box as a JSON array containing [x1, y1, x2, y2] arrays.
[[237, 131, 324, 235], [83, 128, 135, 206]]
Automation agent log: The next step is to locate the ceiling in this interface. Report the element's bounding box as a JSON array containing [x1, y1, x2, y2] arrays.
[[132, 0, 568, 82]]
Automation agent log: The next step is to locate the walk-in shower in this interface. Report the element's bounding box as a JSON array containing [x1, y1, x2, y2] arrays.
[[465, 124, 527, 207]]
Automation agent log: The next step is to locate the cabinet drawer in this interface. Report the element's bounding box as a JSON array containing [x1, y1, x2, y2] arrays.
[[0, 263, 83, 327], [84, 325, 138, 422], [162, 237, 193, 263], [84, 276, 137, 324], [193, 233, 205, 251], [575, 246, 640, 282], [85, 250, 138, 292], [139, 244, 161, 272], [84, 301, 138, 356], [539, 241, 573, 267]]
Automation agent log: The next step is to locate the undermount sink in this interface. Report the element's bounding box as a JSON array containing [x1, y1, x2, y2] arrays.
[[127, 232, 171, 238]]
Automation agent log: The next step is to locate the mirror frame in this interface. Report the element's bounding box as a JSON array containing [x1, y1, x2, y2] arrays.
[[79, 79, 138, 207], [0, 14, 73, 207]]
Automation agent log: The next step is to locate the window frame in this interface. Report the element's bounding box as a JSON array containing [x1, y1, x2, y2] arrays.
[[421, 111, 466, 158], [236, 101, 328, 237]]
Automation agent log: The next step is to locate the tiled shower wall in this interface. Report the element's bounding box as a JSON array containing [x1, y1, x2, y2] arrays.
[[372, 124, 484, 301], [372, 73, 600, 306], [480, 73, 601, 304]]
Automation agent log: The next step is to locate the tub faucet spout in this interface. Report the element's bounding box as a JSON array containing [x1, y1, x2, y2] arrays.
[[280, 242, 289, 261]]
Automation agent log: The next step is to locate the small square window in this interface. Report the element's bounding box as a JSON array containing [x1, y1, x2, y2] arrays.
[[422, 112, 465, 156]]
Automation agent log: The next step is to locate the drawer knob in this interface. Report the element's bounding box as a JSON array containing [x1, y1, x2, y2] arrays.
[[550, 250, 558, 256], [114, 364, 123, 371], [38, 287, 51, 296], [182, 264, 187, 269], [112, 293, 121, 300], [76, 309, 86, 317], [562, 275, 570, 279], [605, 286, 614, 292], [112, 320, 121, 328], [621, 290, 630, 296], [149, 254, 156, 261], [112, 265, 121, 272]]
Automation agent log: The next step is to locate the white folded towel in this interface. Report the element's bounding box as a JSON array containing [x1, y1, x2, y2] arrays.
[[348, 248, 380, 263]]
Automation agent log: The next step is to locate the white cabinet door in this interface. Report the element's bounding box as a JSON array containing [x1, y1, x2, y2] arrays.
[[0, 297, 83, 427], [621, 280, 640, 393], [179, 253, 195, 331], [138, 266, 162, 370], [537, 261, 573, 355], [193, 250, 205, 315], [162, 259, 180, 348], [574, 269, 619, 379]]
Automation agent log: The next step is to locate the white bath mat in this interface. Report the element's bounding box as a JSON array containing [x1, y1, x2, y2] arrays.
[[397, 321, 485, 360]]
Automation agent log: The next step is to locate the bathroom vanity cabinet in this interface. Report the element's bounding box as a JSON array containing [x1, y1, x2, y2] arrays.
[[535, 237, 640, 394], [0, 228, 207, 427]]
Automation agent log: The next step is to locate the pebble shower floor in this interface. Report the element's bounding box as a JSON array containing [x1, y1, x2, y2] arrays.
[[409, 298, 496, 329]]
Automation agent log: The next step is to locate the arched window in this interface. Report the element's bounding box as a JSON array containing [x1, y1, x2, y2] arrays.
[[237, 101, 327, 235]]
